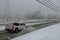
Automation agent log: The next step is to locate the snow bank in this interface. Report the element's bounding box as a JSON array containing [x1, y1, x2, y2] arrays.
[[26, 22, 47, 26], [11, 23, 60, 40], [0, 19, 47, 25], [0, 25, 5, 31]]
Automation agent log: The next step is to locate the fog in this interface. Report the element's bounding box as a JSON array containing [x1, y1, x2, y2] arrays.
[[0, 0, 60, 20]]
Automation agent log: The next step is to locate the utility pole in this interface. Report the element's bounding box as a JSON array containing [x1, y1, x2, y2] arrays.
[[4, 0, 11, 21]]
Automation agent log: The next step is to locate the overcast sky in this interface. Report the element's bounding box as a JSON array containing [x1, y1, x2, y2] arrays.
[[0, 0, 60, 19]]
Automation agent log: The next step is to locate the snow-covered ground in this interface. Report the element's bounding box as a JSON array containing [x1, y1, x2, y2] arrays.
[[11, 23, 60, 40], [26, 22, 47, 26], [0, 19, 53, 25]]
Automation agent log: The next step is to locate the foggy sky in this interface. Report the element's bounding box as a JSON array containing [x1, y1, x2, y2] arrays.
[[0, 0, 60, 19]]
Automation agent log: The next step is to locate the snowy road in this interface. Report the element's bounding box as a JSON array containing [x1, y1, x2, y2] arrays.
[[11, 23, 60, 40], [0, 21, 58, 40]]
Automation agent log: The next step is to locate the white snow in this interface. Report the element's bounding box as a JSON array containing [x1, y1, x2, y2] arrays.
[[11, 23, 60, 40], [0, 25, 5, 31]]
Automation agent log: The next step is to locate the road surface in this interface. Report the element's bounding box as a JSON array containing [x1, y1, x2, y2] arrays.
[[0, 20, 59, 40]]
